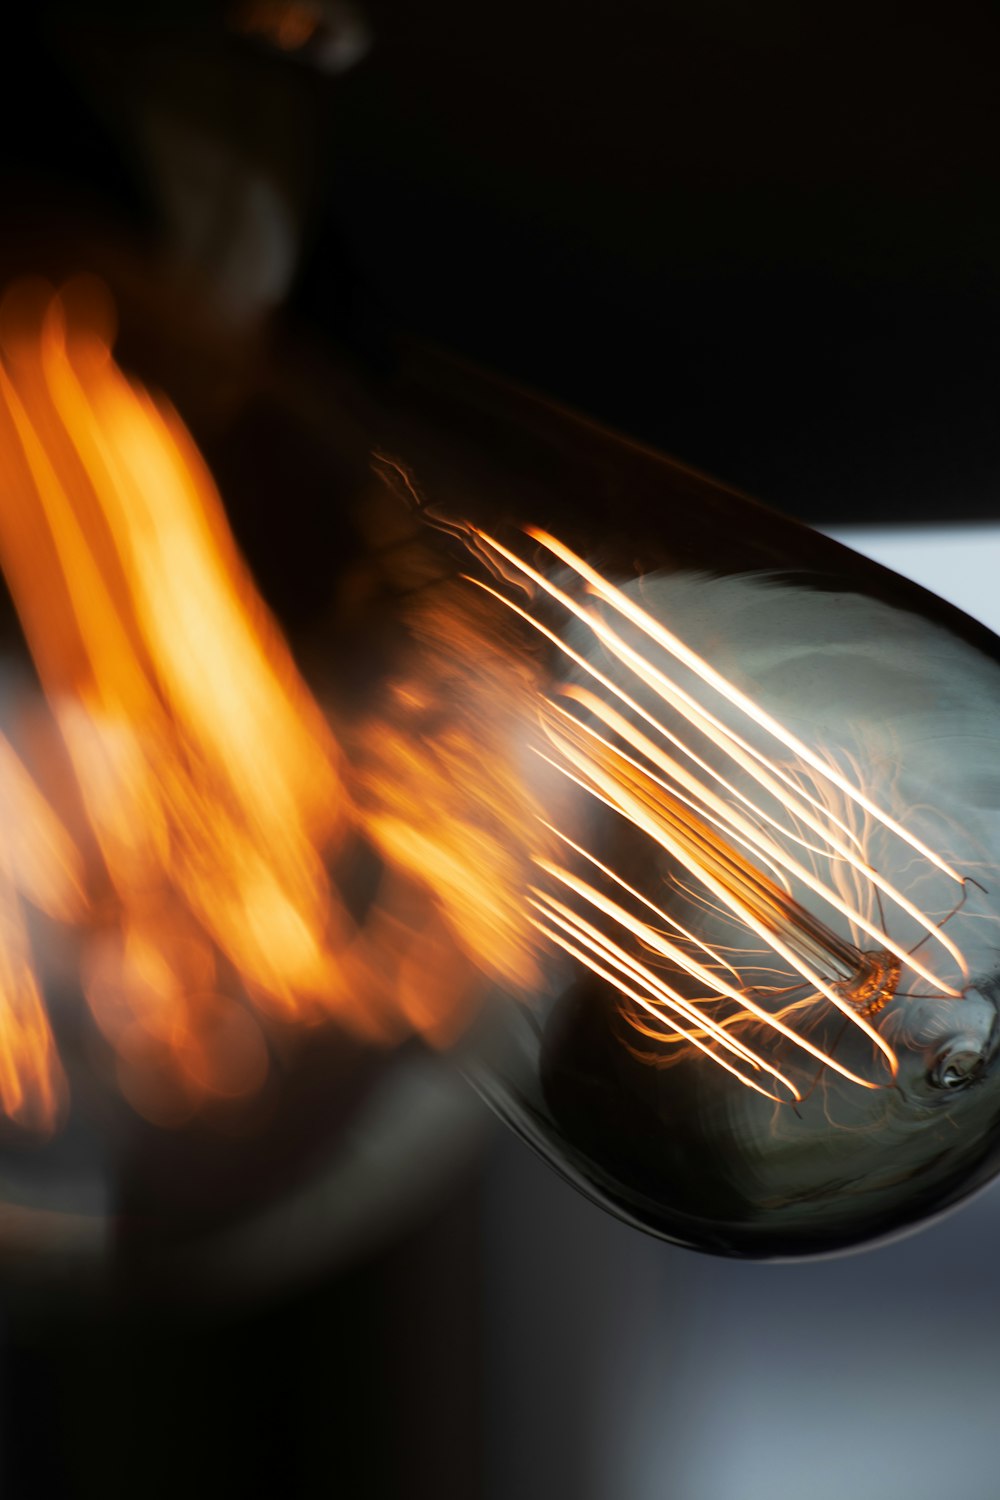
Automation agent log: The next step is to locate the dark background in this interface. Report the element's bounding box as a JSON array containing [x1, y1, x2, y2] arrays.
[[313, 0, 1000, 527], [2, 3, 1000, 1497], [9, 0, 1000, 528]]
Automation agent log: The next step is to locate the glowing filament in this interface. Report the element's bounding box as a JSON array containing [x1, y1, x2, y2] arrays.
[[472, 527, 974, 1096]]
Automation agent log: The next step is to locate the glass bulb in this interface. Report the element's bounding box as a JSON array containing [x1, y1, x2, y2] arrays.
[[363, 352, 1000, 1260], [466, 561, 1000, 1259]]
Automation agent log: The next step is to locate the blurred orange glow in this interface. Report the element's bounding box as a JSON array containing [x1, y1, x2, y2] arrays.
[[231, 0, 322, 52], [0, 279, 544, 1130], [353, 581, 552, 997]]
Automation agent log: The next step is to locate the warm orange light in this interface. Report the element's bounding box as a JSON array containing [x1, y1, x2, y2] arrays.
[[470, 526, 975, 1098], [0, 281, 533, 1130], [352, 578, 556, 999], [230, 0, 322, 51]]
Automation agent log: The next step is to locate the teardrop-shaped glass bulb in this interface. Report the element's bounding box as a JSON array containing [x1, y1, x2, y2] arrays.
[[363, 352, 1000, 1260]]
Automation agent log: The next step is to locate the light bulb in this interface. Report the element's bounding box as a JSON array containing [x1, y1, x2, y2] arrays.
[[362, 355, 1000, 1260], [458, 533, 1000, 1259]]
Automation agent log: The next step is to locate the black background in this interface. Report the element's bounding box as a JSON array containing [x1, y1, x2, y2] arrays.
[[307, 0, 1000, 526]]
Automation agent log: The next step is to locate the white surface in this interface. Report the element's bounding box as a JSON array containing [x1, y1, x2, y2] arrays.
[[826, 523, 1000, 633]]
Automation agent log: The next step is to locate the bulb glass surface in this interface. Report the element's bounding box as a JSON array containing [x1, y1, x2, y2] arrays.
[[374, 356, 1000, 1260]]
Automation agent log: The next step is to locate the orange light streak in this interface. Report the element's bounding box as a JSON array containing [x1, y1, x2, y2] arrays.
[[540, 844, 889, 1088], [544, 693, 897, 1075], [471, 531, 966, 982], [538, 818, 743, 981], [530, 914, 797, 1103], [468, 536, 873, 859], [468, 574, 869, 868], [527, 887, 799, 1090], [466, 526, 977, 1097], [531, 527, 965, 887], [561, 685, 962, 992]]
